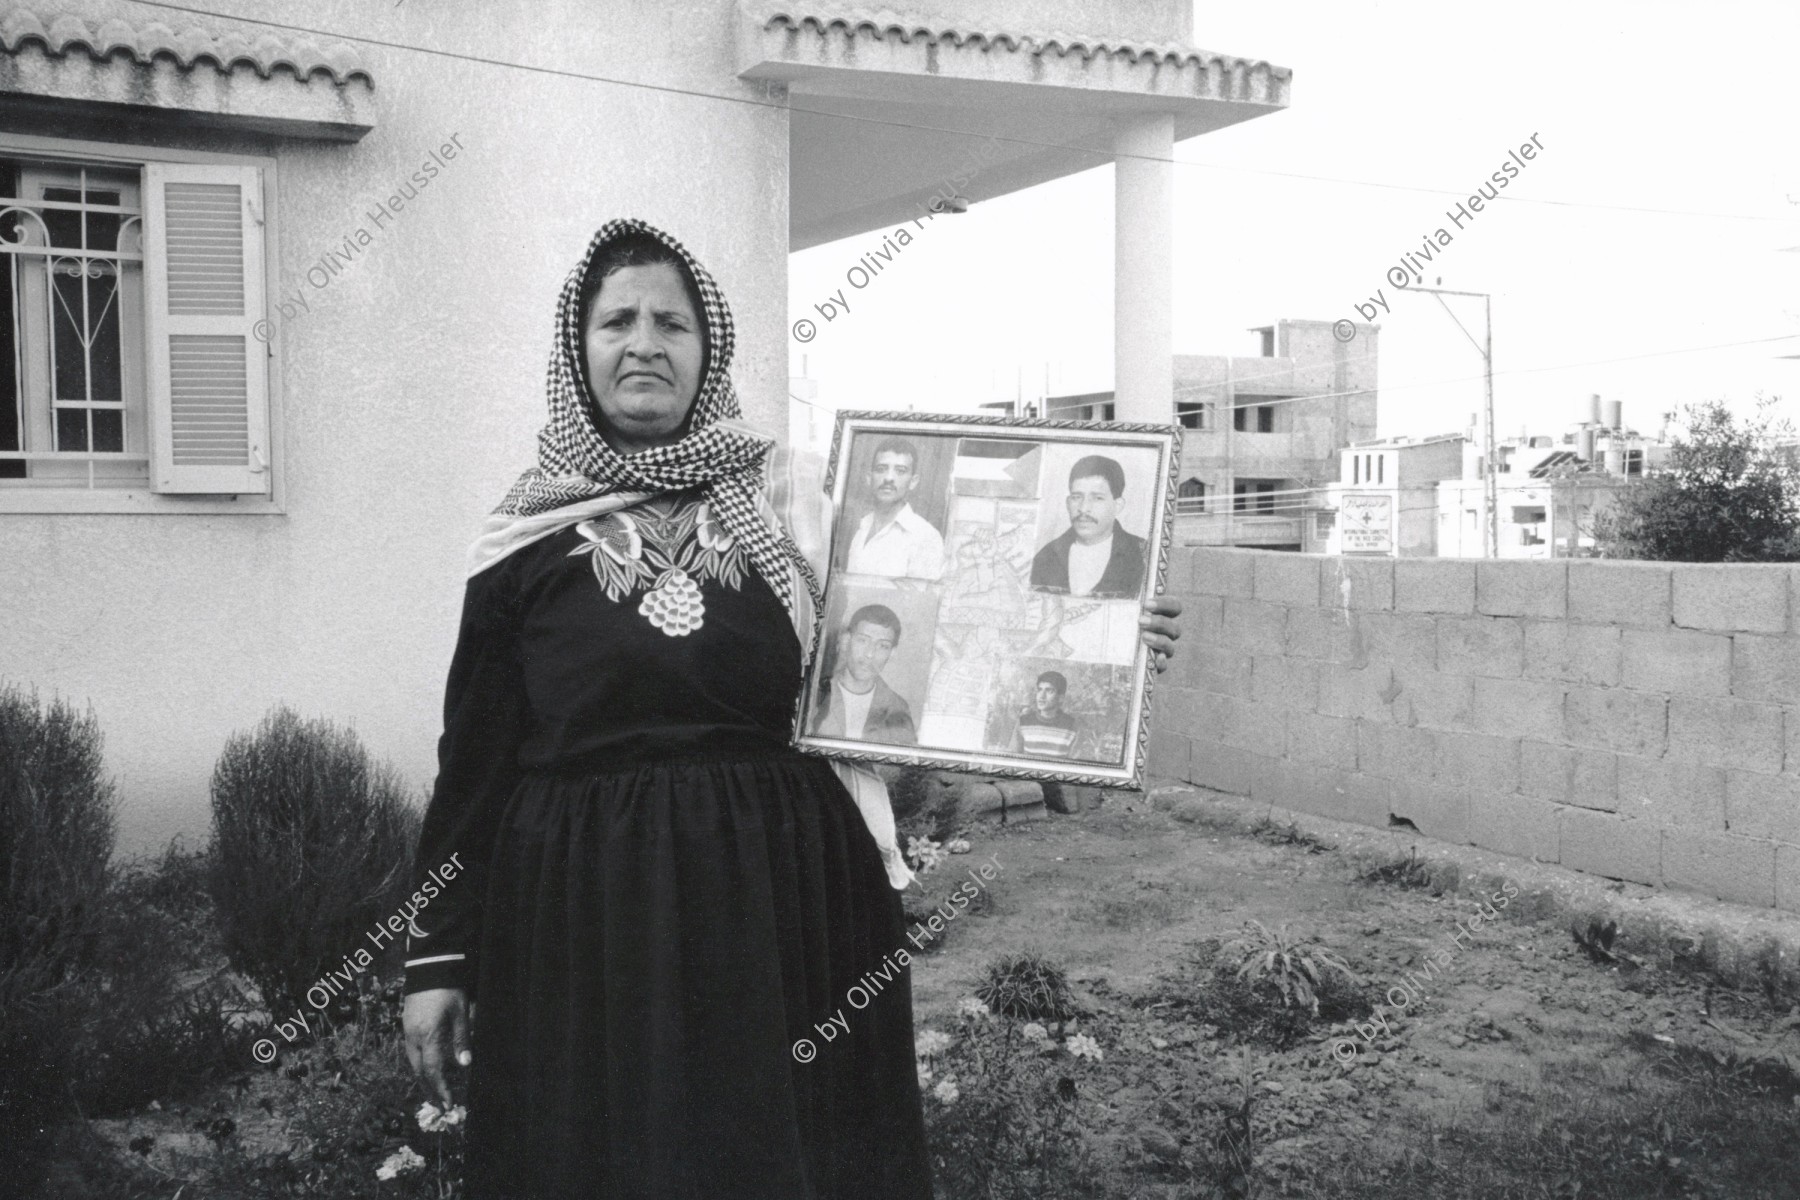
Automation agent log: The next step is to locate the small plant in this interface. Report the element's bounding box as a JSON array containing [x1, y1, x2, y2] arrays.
[[209, 705, 421, 1020], [976, 951, 1077, 1022], [1358, 846, 1442, 892], [1224, 920, 1359, 1017], [1247, 815, 1332, 854]]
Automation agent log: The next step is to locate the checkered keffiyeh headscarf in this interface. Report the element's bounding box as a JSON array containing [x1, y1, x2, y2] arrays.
[[492, 218, 821, 625]]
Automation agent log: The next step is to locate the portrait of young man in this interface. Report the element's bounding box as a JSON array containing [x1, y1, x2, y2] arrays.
[[809, 603, 918, 745], [1029, 453, 1148, 598], [1007, 670, 1079, 758], [844, 437, 946, 581]]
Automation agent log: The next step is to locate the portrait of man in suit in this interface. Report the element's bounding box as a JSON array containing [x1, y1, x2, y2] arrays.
[[1029, 454, 1147, 598], [809, 603, 917, 745]]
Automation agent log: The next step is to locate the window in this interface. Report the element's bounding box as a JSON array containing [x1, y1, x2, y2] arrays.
[[1233, 404, 1274, 433], [0, 140, 273, 511], [1625, 449, 1643, 476], [1175, 401, 1212, 430], [1377, 454, 1384, 484], [1233, 480, 1277, 514], [1177, 477, 1208, 514], [1511, 506, 1547, 525], [1314, 510, 1335, 537]]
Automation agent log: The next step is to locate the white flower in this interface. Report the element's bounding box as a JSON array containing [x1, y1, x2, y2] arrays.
[[694, 502, 737, 554], [946, 838, 972, 854], [933, 1078, 961, 1105], [1066, 1033, 1104, 1062], [916, 1059, 935, 1084], [957, 997, 991, 1021], [375, 1145, 427, 1180], [907, 835, 948, 873], [416, 1101, 467, 1132], [576, 512, 644, 565], [915, 1029, 952, 1057], [1021, 1022, 1049, 1042]]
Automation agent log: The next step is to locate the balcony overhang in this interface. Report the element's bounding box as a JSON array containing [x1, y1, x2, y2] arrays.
[[738, 7, 1290, 249], [0, 8, 375, 143]]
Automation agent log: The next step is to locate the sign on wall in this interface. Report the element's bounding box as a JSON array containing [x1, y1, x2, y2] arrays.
[[1338, 493, 1394, 553]]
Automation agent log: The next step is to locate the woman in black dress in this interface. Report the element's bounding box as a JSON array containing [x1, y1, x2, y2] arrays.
[[400, 219, 1179, 1199]]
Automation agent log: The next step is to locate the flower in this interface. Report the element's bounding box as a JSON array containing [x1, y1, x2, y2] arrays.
[[932, 1078, 961, 1105], [915, 1029, 952, 1057], [907, 836, 948, 873], [946, 838, 972, 854], [416, 1101, 467, 1133], [1066, 1033, 1104, 1062], [693, 502, 737, 554], [1021, 1022, 1049, 1043], [576, 512, 643, 566], [916, 1059, 935, 1084], [956, 997, 991, 1021], [375, 1145, 427, 1180]]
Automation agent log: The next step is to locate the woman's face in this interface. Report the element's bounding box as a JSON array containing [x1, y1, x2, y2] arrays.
[[582, 262, 704, 454]]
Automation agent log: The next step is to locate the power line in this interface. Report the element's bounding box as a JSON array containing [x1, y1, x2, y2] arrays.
[[124, 0, 1800, 227]]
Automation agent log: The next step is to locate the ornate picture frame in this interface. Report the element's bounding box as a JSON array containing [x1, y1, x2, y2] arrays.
[[792, 410, 1182, 788]]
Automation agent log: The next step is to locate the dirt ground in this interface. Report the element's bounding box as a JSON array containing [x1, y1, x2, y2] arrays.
[[907, 782, 1800, 1198]]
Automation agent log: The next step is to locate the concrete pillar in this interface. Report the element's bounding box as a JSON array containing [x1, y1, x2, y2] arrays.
[[1113, 113, 1175, 424]]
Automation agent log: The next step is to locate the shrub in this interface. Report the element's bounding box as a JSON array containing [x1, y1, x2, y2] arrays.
[[1223, 919, 1359, 1017], [209, 706, 421, 1020], [976, 951, 1077, 1022], [0, 685, 117, 1169]]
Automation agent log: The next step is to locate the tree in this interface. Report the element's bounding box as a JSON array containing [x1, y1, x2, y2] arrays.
[[1595, 398, 1800, 562]]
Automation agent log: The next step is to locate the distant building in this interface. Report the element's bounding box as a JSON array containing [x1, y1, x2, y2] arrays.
[[1031, 319, 1378, 550], [1318, 434, 1464, 555]]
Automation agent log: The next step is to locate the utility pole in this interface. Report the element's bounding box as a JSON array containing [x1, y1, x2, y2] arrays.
[[1407, 285, 1496, 557]]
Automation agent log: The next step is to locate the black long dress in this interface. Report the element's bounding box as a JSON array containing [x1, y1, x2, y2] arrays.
[[404, 492, 933, 1199]]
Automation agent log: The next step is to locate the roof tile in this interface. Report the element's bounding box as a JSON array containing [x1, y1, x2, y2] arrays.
[[0, 5, 372, 87]]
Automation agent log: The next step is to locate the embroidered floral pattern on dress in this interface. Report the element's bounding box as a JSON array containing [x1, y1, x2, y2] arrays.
[[567, 494, 748, 635]]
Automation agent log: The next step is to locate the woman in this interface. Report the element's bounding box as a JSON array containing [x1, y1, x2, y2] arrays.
[[402, 218, 1180, 1199]]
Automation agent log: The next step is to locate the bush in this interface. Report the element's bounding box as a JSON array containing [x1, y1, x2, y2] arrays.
[[0, 685, 117, 1171], [1595, 398, 1800, 562], [977, 951, 1077, 1022], [210, 706, 421, 1021]]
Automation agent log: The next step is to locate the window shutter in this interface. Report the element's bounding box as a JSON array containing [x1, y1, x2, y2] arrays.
[[143, 163, 269, 495]]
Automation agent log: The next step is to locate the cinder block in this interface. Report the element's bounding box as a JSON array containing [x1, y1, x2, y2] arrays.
[[1560, 809, 1661, 886], [1724, 771, 1800, 845], [1523, 621, 1621, 687], [1192, 549, 1257, 598], [1437, 616, 1524, 679], [1221, 598, 1287, 654], [1616, 755, 1725, 830], [1778, 845, 1800, 913], [1477, 560, 1568, 619], [1185, 744, 1261, 796], [1731, 635, 1800, 704], [1154, 685, 1221, 737], [1519, 740, 1617, 811], [1145, 729, 1191, 782], [1564, 687, 1668, 756], [1285, 607, 1357, 664], [1434, 731, 1520, 793], [1163, 601, 1223, 693], [1319, 664, 1398, 724], [1661, 830, 1777, 908], [1330, 772, 1395, 828], [1666, 695, 1785, 773], [1467, 789, 1561, 862], [1395, 559, 1476, 615], [1253, 552, 1322, 607], [1346, 611, 1437, 675], [1320, 556, 1394, 612], [1250, 755, 1343, 820], [1568, 561, 1671, 628], [1673, 564, 1789, 634], [1216, 697, 1288, 759], [1165, 547, 1196, 594], [1357, 719, 1437, 780], [1285, 710, 1359, 771], [1789, 707, 1799, 775], [1386, 775, 1470, 843], [1252, 655, 1320, 712], [1194, 647, 1254, 699], [1620, 629, 1732, 697], [1386, 669, 1475, 730], [1472, 677, 1566, 742]]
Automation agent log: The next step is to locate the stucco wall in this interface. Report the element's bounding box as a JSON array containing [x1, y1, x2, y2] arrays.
[[1149, 549, 1800, 913], [0, 0, 792, 852]]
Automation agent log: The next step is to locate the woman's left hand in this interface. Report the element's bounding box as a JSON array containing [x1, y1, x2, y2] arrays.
[[1140, 595, 1183, 673]]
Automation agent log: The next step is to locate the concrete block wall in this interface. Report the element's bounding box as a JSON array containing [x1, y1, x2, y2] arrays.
[[1149, 549, 1800, 913]]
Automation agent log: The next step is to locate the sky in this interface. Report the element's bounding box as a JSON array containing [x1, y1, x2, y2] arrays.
[[788, 0, 1800, 445]]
